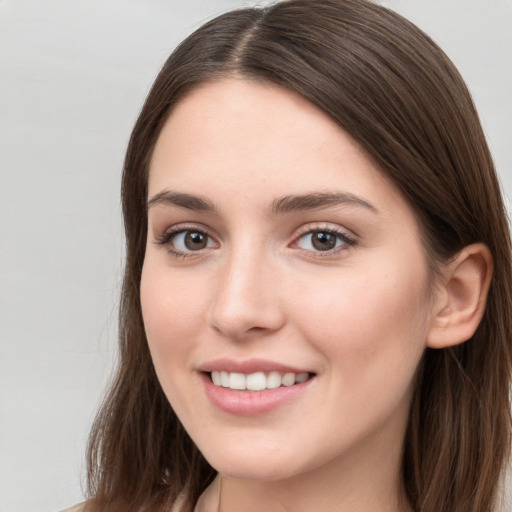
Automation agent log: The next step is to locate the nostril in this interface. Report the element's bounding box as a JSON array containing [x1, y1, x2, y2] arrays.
[[207, 274, 286, 339], [247, 326, 267, 333]]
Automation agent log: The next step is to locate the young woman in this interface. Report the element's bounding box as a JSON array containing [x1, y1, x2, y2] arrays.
[[73, 1, 512, 511]]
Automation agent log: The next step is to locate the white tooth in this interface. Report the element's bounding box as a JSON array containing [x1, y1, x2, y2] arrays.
[[220, 371, 230, 387], [282, 372, 295, 387], [296, 372, 309, 383], [266, 371, 282, 389], [229, 372, 246, 390], [246, 372, 266, 391], [211, 371, 221, 386]]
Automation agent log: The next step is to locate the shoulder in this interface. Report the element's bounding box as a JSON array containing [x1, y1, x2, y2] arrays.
[[60, 504, 87, 512]]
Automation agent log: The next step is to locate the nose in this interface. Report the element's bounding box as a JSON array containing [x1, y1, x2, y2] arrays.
[[207, 246, 286, 341]]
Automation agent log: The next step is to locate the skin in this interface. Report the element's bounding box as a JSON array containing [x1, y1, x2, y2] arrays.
[[141, 78, 444, 512]]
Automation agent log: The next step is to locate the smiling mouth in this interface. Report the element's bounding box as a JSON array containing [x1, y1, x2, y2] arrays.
[[207, 371, 315, 391]]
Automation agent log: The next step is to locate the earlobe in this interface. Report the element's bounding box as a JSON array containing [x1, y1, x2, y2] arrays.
[[427, 243, 493, 349]]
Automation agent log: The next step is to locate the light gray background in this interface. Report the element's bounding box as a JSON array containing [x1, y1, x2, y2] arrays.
[[1, 1, 511, 511]]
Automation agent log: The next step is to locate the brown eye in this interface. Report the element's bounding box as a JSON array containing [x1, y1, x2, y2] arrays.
[[311, 232, 337, 251], [169, 230, 215, 253], [184, 231, 208, 250], [295, 229, 354, 253]]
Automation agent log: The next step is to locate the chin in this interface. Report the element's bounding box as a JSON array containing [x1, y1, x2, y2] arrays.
[[198, 440, 307, 482]]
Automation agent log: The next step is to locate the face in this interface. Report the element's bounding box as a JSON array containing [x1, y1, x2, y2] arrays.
[[141, 78, 435, 482]]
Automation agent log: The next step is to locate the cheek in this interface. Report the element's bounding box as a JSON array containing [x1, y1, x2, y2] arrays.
[[292, 259, 430, 388], [140, 262, 210, 420], [140, 261, 207, 369]]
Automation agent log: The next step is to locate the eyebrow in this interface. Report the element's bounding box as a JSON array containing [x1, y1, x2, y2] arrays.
[[146, 189, 378, 215], [147, 190, 215, 212], [270, 192, 378, 215]]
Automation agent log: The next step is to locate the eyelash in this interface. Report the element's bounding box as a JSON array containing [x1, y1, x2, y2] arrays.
[[154, 224, 357, 258], [154, 224, 214, 258], [292, 225, 357, 257]]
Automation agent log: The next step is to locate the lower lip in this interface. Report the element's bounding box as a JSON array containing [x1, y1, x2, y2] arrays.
[[201, 373, 314, 416]]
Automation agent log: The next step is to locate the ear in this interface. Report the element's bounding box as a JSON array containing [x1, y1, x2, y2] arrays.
[[427, 243, 493, 349]]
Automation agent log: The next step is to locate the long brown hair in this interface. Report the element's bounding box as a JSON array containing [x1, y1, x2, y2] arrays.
[[86, 1, 512, 511]]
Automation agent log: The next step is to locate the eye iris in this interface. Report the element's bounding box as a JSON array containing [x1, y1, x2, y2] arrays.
[[312, 231, 337, 251], [184, 231, 207, 250]]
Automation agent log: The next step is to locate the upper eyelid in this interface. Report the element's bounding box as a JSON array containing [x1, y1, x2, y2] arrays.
[[157, 222, 216, 238], [292, 222, 356, 239], [153, 224, 218, 249], [289, 223, 358, 252]]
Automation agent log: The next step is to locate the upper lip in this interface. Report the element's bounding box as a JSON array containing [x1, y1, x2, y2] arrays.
[[198, 358, 313, 374]]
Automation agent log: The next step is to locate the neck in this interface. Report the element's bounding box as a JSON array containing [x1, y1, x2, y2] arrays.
[[218, 464, 409, 512]]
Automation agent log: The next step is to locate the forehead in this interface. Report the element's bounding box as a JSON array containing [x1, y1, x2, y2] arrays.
[[148, 78, 410, 220]]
